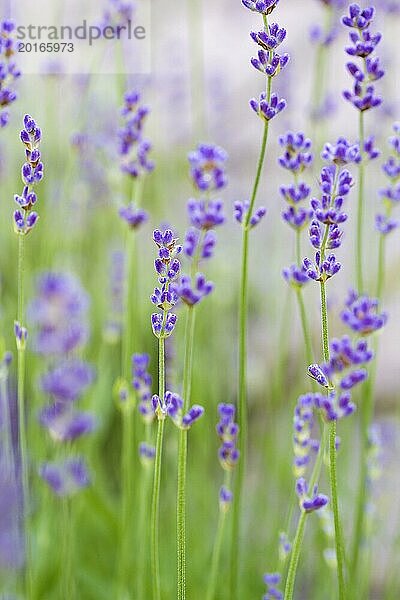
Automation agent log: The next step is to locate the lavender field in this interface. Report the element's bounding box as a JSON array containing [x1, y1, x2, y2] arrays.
[[0, 0, 400, 598]]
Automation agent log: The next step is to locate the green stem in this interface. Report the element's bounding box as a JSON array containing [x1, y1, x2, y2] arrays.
[[16, 234, 32, 598], [295, 289, 314, 366], [350, 205, 390, 587], [320, 278, 346, 600], [309, 6, 333, 144], [117, 406, 134, 597], [329, 419, 346, 600], [151, 336, 166, 600], [356, 110, 365, 293], [61, 498, 74, 599], [206, 473, 231, 600], [284, 425, 328, 600], [284, 510, 307, 600], [137, 448, 153, 600], [231, 112, 270, 600], [177, 307, 196, 600], [376, 228, 386, 300], [122, 231, 137, 379]]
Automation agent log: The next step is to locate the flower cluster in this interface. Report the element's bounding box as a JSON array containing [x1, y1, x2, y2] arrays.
[[308, 334, 374, 419], [293, 394, 319, 477], [216, 404, 240, 511], [341, 290, 387, 335], [100, 0, 134, 28], [118, 90, 153, 228], [34, 271, 95, 497], [176, 144, 227, 308], [39, 458, 90, 498], [13, 115, 43, 236], [262, 573, 283, 600], [151, 391, 204, 429], [173, 274, 214, 307], [377, 123, 400, 235], [303, 141, 356, 284], [248, 14, 288, 121], [188, 144, 227, 193], [217, 404, 240, 472], [28, 272, 89, 355], [234, 201, 266, 229], [184, 143, 227, 264], [296, 477, 329, 513], [342, 4, 384, 112], [150, 229, 181, 338], [279, 131, 314, 287], [0, 20, 21, 128], [104, 249, 125, 343], [250, 91, 286, 123], [242, 0, 280, 15], [132, 353, 154, 424]]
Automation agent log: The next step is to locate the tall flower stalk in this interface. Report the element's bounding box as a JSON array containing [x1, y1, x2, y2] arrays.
[[150, 229, 181, 600], [232, 2, 288, 594], [206, 404, 239, 600], [284, 140, 363, 598], [342, 3, 384, 293], [13, 114, 43, 595], [116, 89, 153, 595], [175, 144, 226, 598], [279, 131, 314, 364], [348, 127, 397, 589], [0, 20, 21, 128]]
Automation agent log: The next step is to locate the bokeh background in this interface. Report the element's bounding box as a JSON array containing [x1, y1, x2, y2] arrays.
[[0, 0, 399, 598]]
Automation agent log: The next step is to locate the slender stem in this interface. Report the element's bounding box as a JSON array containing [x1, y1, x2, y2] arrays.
[[137, 424, 153, 600], [295, 289, 314, 366], [16, 234, 32, 597], [320, 277, 346, 600], [284, 510, 307, 600], [350, 227, 388, 586], [231, 118, 270, 599], [122, 231, 137, 379], [117, 406, 134, 596], [151, 336, 166, 600], [177, 307, 196, 600], [206, 473, 231, 600], [284, 425, 328, 600], [61, 498, 74, 599], [329, 419, 346, 600], [376, 230, 386, 300], [356, 110, 365, 293], [309, 5, 333, 144]]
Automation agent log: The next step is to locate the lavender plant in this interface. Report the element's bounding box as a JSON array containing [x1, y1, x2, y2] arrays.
[[0, 20, 20, 128], [206, 404, 239, 600], [12, 114, 43, 596], [284, 140, 364, 599], [150, 228, 181, 600], [115, 89, 154, 596], [233, 2, 287, 594], [280, 131, 314, 364], [342, 3, 384, 293], [173, 143, 226, 599]]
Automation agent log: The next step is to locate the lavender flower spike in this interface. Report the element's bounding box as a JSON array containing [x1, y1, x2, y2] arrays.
[[250, 92, 286, 122], [39, 457, 90, 497], [13, 115, 43, 236], [150, 229, 181, 339], [242, 0, 280, 15], [0, 20, 21, 128], [341, 290, 387, 335], [188, 144, 228, 192], [296, 477, 329, 513]]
